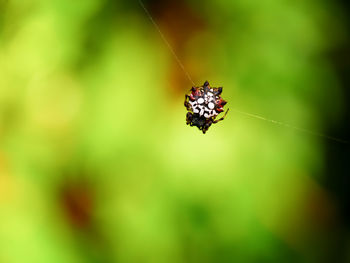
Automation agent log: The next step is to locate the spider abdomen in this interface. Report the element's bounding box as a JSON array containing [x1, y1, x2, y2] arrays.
[[184, 81, 229, 134]]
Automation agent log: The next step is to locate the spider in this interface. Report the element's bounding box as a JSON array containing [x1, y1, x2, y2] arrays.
[[184, 81, 229, 134]]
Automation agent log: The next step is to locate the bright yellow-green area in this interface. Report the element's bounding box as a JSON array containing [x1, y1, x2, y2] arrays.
[[0, 0, 346, 262]]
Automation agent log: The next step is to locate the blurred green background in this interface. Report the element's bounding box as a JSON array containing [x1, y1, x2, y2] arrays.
[[1, 0, 350, 262]]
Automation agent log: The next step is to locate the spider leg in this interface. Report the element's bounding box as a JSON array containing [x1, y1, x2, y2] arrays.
[[213, 108, 229, 123], [201, 119, 213, 134], [186, 112, 193, 125], [184, 101, 189, 109], [184, 95, 191, 110]]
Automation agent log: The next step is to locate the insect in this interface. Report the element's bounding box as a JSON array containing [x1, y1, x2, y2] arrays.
[[184, 81, 229, 134]]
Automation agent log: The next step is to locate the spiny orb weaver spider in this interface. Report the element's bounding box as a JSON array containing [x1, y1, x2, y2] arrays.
[[184, 81, 229, 134]]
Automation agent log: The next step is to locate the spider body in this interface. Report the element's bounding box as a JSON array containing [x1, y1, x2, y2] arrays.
[[184, 81, 229, 134]]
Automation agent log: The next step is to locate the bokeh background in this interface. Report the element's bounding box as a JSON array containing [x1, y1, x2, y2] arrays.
[[0, 0, 349, 262]]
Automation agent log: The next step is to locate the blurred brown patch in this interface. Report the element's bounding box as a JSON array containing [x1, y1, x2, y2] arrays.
[[59, 179, 95, 229], [304, 184, 338, 229], [146, 0, 207, 95], [57, 175, 117, 262], [255, 171, 340, 259]]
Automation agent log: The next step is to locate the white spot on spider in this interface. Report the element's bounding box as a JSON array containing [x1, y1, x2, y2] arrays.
[[207, 92, 213, 96], [193, 108, 199, 113], [204, 113, 209, 118], [208, 102, 215, 110], [197, 98, 204, 104], [200, 108, 205, 116]]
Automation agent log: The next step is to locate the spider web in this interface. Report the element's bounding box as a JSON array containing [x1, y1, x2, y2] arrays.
[[138, 0, 348, 145]]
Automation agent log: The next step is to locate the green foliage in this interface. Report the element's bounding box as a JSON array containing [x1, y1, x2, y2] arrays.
[[0, 0, 346, 262]]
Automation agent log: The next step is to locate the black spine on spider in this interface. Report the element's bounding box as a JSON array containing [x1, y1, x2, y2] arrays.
[[184, 81, 229, 134]]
